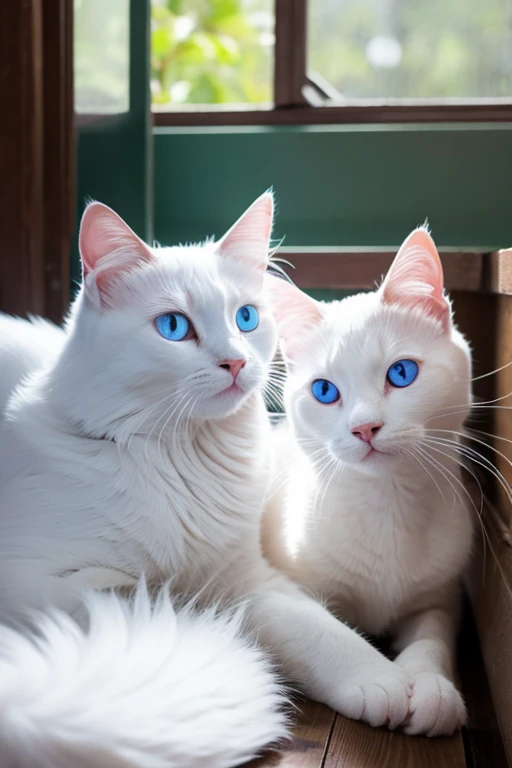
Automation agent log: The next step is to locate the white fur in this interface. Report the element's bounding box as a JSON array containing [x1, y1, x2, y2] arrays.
[[0, 198, 418, 764], [0, 313, 65, 417], [264, 234, 474, 736], [0, 582, 286, 768]]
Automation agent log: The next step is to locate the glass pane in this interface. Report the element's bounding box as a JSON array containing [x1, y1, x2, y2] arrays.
[[308, 0, 512, 101], [151, 0, 274, 110], [74, 0, 130, 114]]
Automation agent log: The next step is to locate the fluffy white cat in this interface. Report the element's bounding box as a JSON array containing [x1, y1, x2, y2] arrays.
[[0, 195, 413, 767], [263, 227, 473, 737]]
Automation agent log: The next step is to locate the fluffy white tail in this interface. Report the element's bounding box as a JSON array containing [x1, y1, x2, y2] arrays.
[[0, 313, 65, 417], [0, 585, 288, 768]]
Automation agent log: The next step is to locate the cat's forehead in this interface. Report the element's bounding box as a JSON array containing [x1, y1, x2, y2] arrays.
[[322, 291, 380, 333], [152, 243, 262, 294], [317, 292, 443, 364], [105, 241, 265, 316]]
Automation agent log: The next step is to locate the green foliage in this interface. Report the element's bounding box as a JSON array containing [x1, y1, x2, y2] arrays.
[[150, 0, 272, 107]]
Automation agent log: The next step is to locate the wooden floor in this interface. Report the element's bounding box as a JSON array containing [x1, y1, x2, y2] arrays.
[[246, 700, 468, 768], [243, 607, 507, 768]]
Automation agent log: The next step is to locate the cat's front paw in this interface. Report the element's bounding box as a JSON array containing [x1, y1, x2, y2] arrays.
[[339, 663, 413, 730], [404, 671, 466, 737]]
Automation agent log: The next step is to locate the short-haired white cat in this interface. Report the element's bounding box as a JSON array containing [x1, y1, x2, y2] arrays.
[[0, 196, 414, 767], [264, 228, 473, 737]]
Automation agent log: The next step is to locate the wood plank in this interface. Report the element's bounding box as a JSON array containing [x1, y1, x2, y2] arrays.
[[492, 295, 512, 527], [41, 0, 74, 323], [323, 715, 466, 768], [486, 249, 512, 295], [275, 249, 483, 292], [0, 0, 74, 321], [449, 290, 497, 433], [153, 103, 512, 127], [458, 600, 508, 768], [244, 700, 335, 768], [467, 500, 512, 765], [0, 0, 45, 316], [273, 0, 307, 108]]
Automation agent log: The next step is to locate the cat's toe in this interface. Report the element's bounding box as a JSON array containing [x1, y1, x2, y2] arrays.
[[341, 665, 412, 729], [404, 671, 466, 737], [365, 667, 413, 730]]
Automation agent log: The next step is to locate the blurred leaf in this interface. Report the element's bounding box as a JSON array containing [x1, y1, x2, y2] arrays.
[[152, 4, 173, 23], [207, 0, 239, 23], [152, 25, 174, 59], [152, 88, 172, 104], [188, 72, 223, 102], [208, 33, 239, 64], [192, 32, 218, 60], [174, 37, 211, 64], [167, 0, 184, 14]]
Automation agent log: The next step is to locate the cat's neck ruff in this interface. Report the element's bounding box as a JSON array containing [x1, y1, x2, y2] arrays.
[[303, 438, 464, 522], [129, 394, 270, 484], [11, 368, 271, 586], [124, 394, 272, 585]]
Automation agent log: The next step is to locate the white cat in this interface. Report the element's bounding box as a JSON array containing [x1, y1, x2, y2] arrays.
[[263, 227, 473, 737], [0, 195, 413, 767]]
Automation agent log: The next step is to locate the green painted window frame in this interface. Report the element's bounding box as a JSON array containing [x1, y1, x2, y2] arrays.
[[153, 123, 512, 251], [73, 0, 151, 288], [75, 0, 512, 282]]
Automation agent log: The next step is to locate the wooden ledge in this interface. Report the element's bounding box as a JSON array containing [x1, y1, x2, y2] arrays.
[[277, 248, 483, 292], [274, 248, 512, 295], [486, 249, 512, 295]]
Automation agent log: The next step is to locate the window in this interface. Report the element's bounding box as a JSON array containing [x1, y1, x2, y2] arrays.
[[74, 0, 130, 114], [308, 0, 512, 103], [151, 0, 274, 110], [152, 0, 512, 123], [71, 0, 511, 268]]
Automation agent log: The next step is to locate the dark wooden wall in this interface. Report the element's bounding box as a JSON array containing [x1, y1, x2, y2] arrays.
[[0, 0, 74, 323]]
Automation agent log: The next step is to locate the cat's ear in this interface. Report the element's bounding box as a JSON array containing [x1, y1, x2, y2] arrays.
[[381, 227, 450, 329], [79, 202, 153, 305], [266, 275, 323, 362], [218, 191, 274, 271]]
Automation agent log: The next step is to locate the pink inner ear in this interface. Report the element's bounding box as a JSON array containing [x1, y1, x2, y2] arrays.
[[266, 276, 323, 360], [219, 192, 274, 271], [381, 227, 449, 329], [79, 202, 153, 302]]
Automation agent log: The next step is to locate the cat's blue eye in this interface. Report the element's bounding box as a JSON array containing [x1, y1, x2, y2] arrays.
[[386, 359, 419, 388], [236, 305, 259, 332], [311, 379, 340, 405], [155, 313, 191, 341]]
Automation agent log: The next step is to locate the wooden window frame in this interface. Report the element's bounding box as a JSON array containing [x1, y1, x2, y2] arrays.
[[0, 0, 74, 323], [153, 0, 512, 128]]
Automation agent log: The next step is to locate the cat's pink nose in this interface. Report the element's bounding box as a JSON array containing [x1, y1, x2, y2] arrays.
[[219, 358, 246, 380], [351, 422, 383, 443]]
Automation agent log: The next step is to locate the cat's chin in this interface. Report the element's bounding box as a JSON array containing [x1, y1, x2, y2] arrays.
[[195, 385, 253, 421], [361, 447, 389, 463], [346, 448, 397, 477]]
